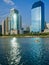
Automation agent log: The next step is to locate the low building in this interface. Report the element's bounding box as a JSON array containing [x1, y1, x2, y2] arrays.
[[23, 27, 30, 34], [44, 29, 49, 32], [44, 23, 49, 32], [10, 30, 18, 35], [46, 23, 49, 29]]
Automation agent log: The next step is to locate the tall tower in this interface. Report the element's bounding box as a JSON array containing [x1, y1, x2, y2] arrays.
[[9, 8, 22, 34], [30, 1, 45, 33], [2, 17, 9, 35], [5, 17, 9, 35], [10, 8, 19, 34]]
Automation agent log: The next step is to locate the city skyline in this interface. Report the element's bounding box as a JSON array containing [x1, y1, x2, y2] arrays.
[[0, 0, 49, 27]]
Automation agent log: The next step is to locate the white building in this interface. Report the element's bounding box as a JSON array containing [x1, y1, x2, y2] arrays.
[[46, 23, 49, 29], [44, 23, 49, 32]]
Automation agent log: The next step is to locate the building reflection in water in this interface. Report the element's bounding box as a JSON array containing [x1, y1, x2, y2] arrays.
[[30, 38, 43, 65]]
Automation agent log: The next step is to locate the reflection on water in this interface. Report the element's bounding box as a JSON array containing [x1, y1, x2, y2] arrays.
[[9, 37, 21, 65], [0, 38, 49, 65]]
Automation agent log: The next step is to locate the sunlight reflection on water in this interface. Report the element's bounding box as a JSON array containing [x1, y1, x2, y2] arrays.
[[9, 37, 21, 65]]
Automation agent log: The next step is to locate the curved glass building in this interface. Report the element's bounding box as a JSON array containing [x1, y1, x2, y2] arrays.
[[10, 8, 19, 31], [9, 8, 22, 34], [30, 1, 45, 33]]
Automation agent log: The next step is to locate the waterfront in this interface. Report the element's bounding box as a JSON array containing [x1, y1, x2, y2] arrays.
[[0, 37, 49, 65]]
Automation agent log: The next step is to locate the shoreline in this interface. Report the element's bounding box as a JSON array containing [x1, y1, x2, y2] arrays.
[[0, 35, 49, 38]]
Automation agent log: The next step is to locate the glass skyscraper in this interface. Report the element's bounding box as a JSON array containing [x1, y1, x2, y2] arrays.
[[10, 8, 19, 30], [0, 25, 2, 35], [9, 8, 19, 34], [9, 8, 22, 34], [30, 1, 45, 33]]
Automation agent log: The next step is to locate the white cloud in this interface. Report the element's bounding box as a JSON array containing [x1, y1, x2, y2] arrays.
[[3, 0, 14, 5]]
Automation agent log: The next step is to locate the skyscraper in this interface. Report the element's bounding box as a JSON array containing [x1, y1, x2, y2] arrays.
[[2, 20, 5, 35], [0, 25, 2, 35], [30, 1, 45, 33], [10, 8, 21, 34], [5, 17, 9, 35], [2, 17, 9, 35], [18, 15, 22, 33]]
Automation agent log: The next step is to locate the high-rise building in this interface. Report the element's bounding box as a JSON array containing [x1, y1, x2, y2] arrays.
[[0, 25, 2, 35], [2, 20, 5, 35], [30, 1, 45, 33], [10, 8, 21, 34], [8, 17, 11, 34], [18, 14, 22, 33], [18, 15, 22, 34], [2, 17, 9, 35], [5, 17, 9, 35]]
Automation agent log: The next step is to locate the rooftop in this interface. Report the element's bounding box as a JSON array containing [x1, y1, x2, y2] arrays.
[[10, 8, 19, 13], [32, 1, 44, 9]]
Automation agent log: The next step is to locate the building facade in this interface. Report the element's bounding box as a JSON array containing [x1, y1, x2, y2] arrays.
[[2, 20, 5, 35], [0, 25, 2, 35], [44, 23, 49, 32], [2, 8, 22, 35], [18, 15, 22, 34], [9, 8, 22, 34], [2, 17, 9, 35], [30, 1, 45, 33], [5, 17, 9, 35]]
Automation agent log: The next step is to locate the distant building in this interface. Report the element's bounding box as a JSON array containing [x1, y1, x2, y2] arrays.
[[23, 27, 30, 34], [19, 15, 22, 30], [19, 15, 23, 34], [2, 20, 5, 35], [5, 17, 9, 35], [46, 23, 49, 29], [8, 17, 11, 34], [44, 23, 49, 32], [0, 25, 2, 35], [9, 8, 22, 34], [2, 17, 9, 35], [30, 1, 45, 33]]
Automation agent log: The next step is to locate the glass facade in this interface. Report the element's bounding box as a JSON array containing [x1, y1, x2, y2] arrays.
[[0, 25, 2, 34], [30, 1, 44, 33], [8, 18, 11, 33], [10, 9, 19, 30], [8, 8, 22, 34], [31, 7, 41, 32]]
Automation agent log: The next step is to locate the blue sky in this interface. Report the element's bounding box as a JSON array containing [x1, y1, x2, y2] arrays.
[[0, 0, 49, 27]]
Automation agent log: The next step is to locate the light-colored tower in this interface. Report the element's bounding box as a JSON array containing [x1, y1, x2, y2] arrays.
[[10, 8, 21, 34], [5, 17, 9, 35], [2, 20, 5, 35]]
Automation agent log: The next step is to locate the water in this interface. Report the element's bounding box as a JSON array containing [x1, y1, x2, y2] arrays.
[[0, 37, 49, 65]]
